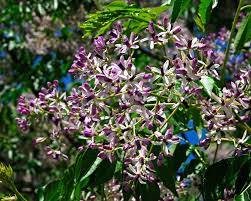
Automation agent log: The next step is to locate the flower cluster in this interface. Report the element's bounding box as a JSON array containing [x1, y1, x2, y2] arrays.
[[16, 15, 251, 197], [203, 26, 250, 79]]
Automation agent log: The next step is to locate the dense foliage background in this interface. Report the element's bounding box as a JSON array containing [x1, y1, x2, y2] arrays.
[[0, 0, 250, 200]]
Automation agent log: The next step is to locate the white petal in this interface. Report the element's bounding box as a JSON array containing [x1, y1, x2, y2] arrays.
[[163, 60, 169, 72]]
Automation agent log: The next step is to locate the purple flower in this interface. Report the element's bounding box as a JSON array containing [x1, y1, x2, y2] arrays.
[[103, 63, 122, 81], [83, 127, 94, 137], [94, 36, 106, 51]]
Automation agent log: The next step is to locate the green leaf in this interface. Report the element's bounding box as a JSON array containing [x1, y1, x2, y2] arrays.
[[198, 0, 213, 25], [235, 159, 251, 194], [89, 159, 116, 186], [235, 188, 251, 201], [38, 4, 46, 15], [200, 75, 214, 96], [171, 0, 183, 23], [51, 149, 101, 201], [80, 3, 170, 38], [95, 21, 115, 38], [43, 180, 64, 201], [104, 1, 129, 10], [139, 182, 160, 201], [74, 149, 98, 181], [188, 106, 203, 130], [61, 165, 75, 200], [180, 159, 202, 180], [53, 0, 58, 10], [180, 0, 192, 14], [0, 163, 14, 188], [212, 0, 218, 9], [194, 15, 205, 32], [79, 157, 103, 184], [125, 20, 148, 33], [154, 144, 189, 195], [171, 0, 191, 23], [148, 5, 172, 16], [234, 13, 251, 53], [203, 155, 251, 201], [213, 81, 222, 96], [235, 193, 246, 201], [123, 188, 133, 201]]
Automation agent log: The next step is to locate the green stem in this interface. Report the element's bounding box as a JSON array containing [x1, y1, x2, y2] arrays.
[[144, 103, 175, 107], [138, 46, 166, 62], [233, 110, 251, 134], [100, 183, 106, 201], [240, 5, 251, 11], [13, 187, 27, 201], [194, 148, 206, 165], [213, 143, 219, 163], [220, 0, 243, 85], [160, 102, 181, 130], [150, 93, 169, 99]]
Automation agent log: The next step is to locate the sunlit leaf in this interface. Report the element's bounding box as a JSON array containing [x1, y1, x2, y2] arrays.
[[200, 76, 214, 96], [80, 1, 171, 38], [198, 0, 213, 25]]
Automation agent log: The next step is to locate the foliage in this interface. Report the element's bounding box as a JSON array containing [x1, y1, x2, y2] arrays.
[[1, 0, 251, 200], [203, 155, 251, 201], [234, 12, 251, 52], [80, 0, 171, 37], [0, 0, 95, 199]]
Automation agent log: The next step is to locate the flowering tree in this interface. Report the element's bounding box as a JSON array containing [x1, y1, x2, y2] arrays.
[[1, 0, 251, 200]]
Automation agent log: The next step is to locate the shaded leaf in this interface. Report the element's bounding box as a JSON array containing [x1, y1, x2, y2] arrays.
[[203, 155, 251, 201], [235, 159, 251, 194], [123, 188, 133, 201], [95, 21, 115, 38], [171, 0, 183, 23], [139, 182, 160, 201], [89, 159, 116, 186], [180, 158, 202, 179], [43, 180, 64, 201], [154, 144, 189, 195], [234, 13, 251, 53], [171, 0, 192, 23], [74, 149, 99, 181], [61, 165, 75, 200], [79, 157, 103, 184], [188, 106, 203, 130]]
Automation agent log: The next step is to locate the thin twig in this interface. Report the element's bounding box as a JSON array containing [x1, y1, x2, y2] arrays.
[[220, 0, 243, 85], [233, 110, 251, 134], [160, 102, 181, 130], [139, 46, 166, 62], [213, 143, 219, 163]]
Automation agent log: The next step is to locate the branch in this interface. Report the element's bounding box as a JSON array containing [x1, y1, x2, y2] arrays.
[[139, 47, 166, 62], [220, 0, 243, 85]]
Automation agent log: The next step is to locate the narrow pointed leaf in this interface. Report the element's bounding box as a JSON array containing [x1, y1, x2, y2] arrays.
[[234, 13, 251, 53]]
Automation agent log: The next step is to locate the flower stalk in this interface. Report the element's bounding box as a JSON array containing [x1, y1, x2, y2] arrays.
[[220, 0, 243, 84]]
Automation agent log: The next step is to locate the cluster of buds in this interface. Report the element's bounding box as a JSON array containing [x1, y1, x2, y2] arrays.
[[16, 15, 250, 194]]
